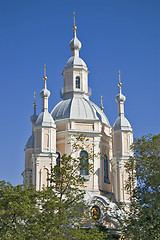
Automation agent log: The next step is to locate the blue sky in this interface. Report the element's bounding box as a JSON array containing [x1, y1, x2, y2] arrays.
[[0, 0, 159, 185]]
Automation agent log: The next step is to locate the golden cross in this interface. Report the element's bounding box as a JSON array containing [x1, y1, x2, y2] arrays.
[[73, 12, 75, 27], [43, 64, 47, 81], [44, 64, 46, 77], [100, 96, 104, 110], [118, 69, 122, 88], [119, 70, 121, 82], [33, 91, 36, 107], [73, 12, 77, 31]]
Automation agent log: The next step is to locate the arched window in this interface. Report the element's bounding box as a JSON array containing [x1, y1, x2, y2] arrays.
[[104, 155, 110, 183], [56, 152, 60, 167], [76, 76, 80, 89], [56, 152, 61, 185], [80, 150, 89, 175]]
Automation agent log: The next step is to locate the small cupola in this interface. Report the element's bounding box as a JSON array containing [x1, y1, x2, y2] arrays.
[[113, 71, 132, 131], [36, 65, 55, 128], [69, 13, 82, 57]]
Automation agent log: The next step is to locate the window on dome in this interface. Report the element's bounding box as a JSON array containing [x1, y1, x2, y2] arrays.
[[104, 154, 110, 183], [80, 150, 89, 175], [76, 76, 80, 89]]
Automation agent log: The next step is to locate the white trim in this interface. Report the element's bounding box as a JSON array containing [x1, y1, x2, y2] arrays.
[[93, 137, 100, 190]]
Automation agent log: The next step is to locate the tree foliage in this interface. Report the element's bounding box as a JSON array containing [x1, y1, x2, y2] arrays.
[[0, 181, 41, 240], [122, 134, 160, 239], [0, 135, 108, 239]]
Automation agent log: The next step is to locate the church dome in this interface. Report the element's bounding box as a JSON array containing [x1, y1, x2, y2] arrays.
[[51, 95, 110, 126], [69, 36, 82, 51], [25, 134, 34, 149], [36, 111, 56, 127], [40, 88, 50, 98], [30, 113, 38, 123], [113, 115, 132, 131], [115, 92, 126, 103], [65, 56, 87, 69]]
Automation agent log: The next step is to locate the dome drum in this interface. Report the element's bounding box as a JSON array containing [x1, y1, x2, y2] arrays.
[[60, 87, 92, 99]]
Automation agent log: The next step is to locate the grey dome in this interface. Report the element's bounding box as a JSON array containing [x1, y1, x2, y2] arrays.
[[30, 113, 38, 123], [51, 95, 110, 126], [36, 111, 56, 127], [25, 134, 34, 149], [69, 36, 82, 51], [40, 88, 50, 98], [65, 56, 87, 69], [115, 92, 126, 103], [113, 115, 132, 131]]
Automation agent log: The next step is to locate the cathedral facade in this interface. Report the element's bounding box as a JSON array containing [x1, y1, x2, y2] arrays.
[[23, 18, 133, 227]]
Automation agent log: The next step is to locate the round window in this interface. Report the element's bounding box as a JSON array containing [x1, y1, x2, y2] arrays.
[[91, 206, 101, 220]]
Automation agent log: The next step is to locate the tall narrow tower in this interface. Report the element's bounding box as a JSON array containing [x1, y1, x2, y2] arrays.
[[112, 71, 133, 202], [32, 66, 57, 190], [23, 93, 38, 186]]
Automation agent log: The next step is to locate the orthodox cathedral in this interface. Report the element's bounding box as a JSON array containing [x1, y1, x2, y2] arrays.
[[23, 15, 133, 229]]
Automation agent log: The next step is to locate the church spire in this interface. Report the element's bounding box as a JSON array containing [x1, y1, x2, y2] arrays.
[[73, 11, 77, 32], [69, 12, 82, 57], [40, 64, 50, 112], [118, 70, 122, 93], [33, 91, 37, 115], [30, 91, 38, 132], [100, 96, 104, 111], [115, 70, 126, 116]]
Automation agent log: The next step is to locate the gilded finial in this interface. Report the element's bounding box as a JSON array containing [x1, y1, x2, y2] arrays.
[[100, 96, 104, 111], [43, 64, 47, 81], [118, 69, 122, 88], [73, 11, 77, 31], [33, 91, 36, 107]]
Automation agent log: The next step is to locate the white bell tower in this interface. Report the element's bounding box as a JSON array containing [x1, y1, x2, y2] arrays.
[[33, 65, 57, 190], [61, 12, 90, 100], [112, 71, 133, 202]]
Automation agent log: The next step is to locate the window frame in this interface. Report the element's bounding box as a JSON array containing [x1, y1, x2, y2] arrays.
[[103, 154, 110, 184], [75, 76, 80, 89], [79, 150, 89, 180]]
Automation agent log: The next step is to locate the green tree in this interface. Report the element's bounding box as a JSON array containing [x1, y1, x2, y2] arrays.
[[122, 134, 160, 239], [0, 181, 41, 240], [0, 135, 108, 239]]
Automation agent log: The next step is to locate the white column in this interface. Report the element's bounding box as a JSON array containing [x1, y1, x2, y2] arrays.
[[119, 163, 123, 202], [93, 137, 100, 190], [36, 161, 39, 191], [99, 139, 102, 190], [121, 132, 124, 156], [32, 154, 35, 185], [123, 166, 126, 202], [41, 129, 43, 152], [116, 161, 119, 201], [111, 163, 114, 193]]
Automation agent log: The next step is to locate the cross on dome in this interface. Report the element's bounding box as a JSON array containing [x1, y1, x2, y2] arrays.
[[40, 64, 50, 111], [31, 91, 38, 124], [116, 70, 126, 103], [100, 96, 104, 111], [73, 11, 77, 31], [69, 12, 82, 55]]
